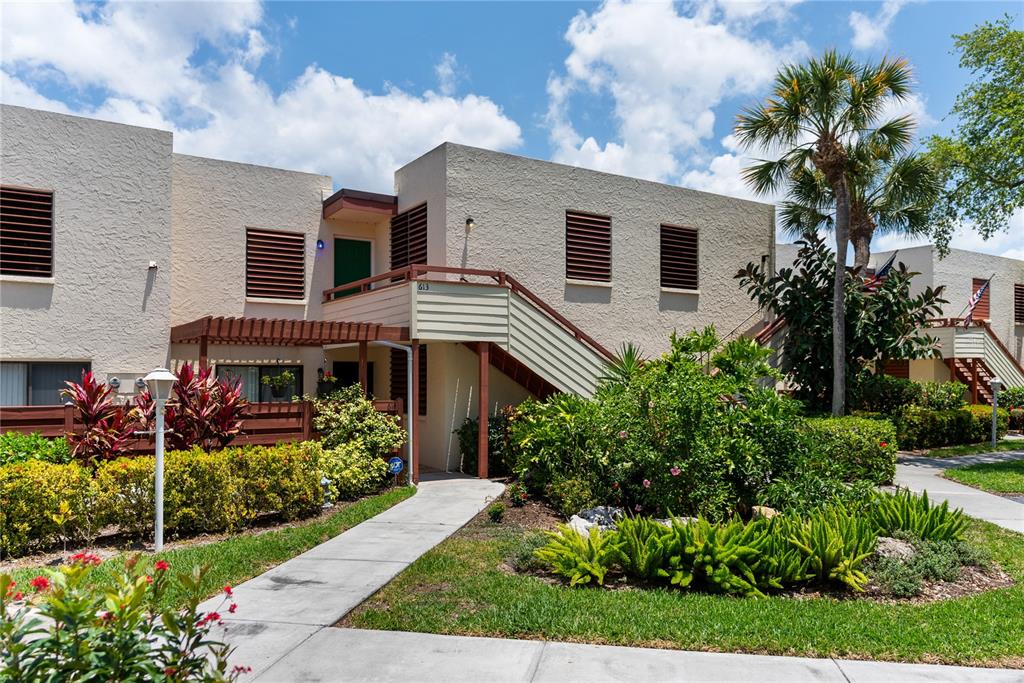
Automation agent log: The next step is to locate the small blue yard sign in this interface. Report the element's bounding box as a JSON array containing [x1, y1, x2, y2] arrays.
[[387, 456, 405, 475]]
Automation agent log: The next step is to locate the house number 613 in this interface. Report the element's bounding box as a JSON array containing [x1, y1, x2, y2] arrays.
[[417, 283, 430, 291]]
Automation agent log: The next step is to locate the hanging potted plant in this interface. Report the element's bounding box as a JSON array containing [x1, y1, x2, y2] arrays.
[[317, 369, 338, 396], [262, 369, 295, 399]]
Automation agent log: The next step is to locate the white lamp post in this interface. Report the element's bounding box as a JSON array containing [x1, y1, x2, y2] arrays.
[[144, 368, 177, 552], [990, 377, 1003, 448]]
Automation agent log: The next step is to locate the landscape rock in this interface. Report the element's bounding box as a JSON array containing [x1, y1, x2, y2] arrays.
[[875, 536, 916, 562], [567, 515, 598, 536], [577, 506, 623, 529], [751, 506, 779, 520]]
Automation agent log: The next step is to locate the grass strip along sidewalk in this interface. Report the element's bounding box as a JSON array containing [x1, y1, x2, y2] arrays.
[[347, 515, 1024, 668], [10, 486, 415, 610], [925, 440, 1024, 458], [946, 460, 1024, 496]]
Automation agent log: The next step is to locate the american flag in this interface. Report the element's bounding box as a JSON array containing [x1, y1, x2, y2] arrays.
[[864, 251, 897, 292], [963, 277, 991, 327]]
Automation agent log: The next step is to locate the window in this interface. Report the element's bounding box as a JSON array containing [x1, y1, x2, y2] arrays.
[[215, 364, 303, 403], [1015, 283, 1024, 324], [390, 203, 427, 270], [245, 228, 305, 299], [971, 278, 991, 321], [660, 224, 699, 290], [390, 346, 426, 416], [0, 361, 90, 406], [565, 210, 611, 282], [331, 361, 375, 396], [1, 185, 54, 277]]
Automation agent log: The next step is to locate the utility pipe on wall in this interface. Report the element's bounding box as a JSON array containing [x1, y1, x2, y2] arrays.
[[373, 340, 415, 487]]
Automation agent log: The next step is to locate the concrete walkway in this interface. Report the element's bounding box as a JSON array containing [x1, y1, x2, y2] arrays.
[[203, 475, 504, 678], [256, 629, 1024, 682], [896, 451, 1024, 533]]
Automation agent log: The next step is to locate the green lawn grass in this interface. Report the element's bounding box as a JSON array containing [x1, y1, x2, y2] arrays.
[[925, 440, 1023, 458], [9, 486, 415, 609], [945, 460, 1024, 495], [347, 516, 1024, 667]]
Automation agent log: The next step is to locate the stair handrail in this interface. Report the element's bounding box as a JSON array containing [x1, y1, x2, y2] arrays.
[[323, 264, 616, 363]]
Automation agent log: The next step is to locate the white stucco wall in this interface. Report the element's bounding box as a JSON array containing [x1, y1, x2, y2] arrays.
[[396, 143, 774, 355], [0, 105, 173, 383], [170, 154, 334, 391]]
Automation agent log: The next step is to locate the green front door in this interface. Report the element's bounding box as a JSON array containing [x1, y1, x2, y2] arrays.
[[334, 238, 372, 298]]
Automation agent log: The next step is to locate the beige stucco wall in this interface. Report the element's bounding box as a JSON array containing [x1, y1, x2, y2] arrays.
[[0, 105, 173, 383], [393, 144, 448, 268], [396, 143, 774, 355], [871, 246, 1024, 363], [909, 358, 950, 383]]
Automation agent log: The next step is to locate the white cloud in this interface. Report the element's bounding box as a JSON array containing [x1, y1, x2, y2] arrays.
[[546, 0, 808, 183], [435, 52, 459, 97], [713, 0, 804, 25], [873, 209, 1024, 260], [0, 2, 522, 193], [849, 0, 908, 51]]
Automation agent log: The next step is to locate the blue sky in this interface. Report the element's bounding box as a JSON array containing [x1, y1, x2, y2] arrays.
[[1, 1, 1021, 257]]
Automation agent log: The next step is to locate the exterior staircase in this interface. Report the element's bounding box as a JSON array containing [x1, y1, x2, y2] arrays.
[[932, 319, 1024, 405]]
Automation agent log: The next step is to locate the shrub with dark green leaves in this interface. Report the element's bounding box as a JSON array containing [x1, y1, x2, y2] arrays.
[[850, 373, 922, 415], [0, 432, 71, 466], [802, 417, 897, 484], [894, 406, 1007, 449], [870, 490, 968, 542], [1001, 386, 1024, 410], [487, 502, 506, 523], [453, 407, 517, 476], [1010, 408, 1024, 431]]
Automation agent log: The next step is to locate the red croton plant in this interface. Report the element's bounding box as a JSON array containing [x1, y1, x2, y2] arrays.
[[62, 364, 248, 465]]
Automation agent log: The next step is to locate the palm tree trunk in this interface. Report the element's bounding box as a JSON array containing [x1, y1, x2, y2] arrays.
[[832, 177, 851, 416], [851, 226, 872, 271]]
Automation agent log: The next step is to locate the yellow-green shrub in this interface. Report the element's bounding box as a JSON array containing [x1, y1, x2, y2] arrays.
[[163, 447, 237, 535], [0, 461, 96, 556], [226, 443, 322, 523], [95, 457, 154, 536], [310, 440, 388, 501]]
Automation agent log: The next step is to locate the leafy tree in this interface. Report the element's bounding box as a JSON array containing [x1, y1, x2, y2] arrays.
[[926, 15, 1024, 250], [736, 233, 947, 411], [779, 141, 942, 269], [735, 51, 913, 416]]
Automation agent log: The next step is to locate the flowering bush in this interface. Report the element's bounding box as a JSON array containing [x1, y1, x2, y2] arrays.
[[0, 460, 97, 557], [0, 556, 248, 681], [310, 384, 405, 457], [802, 417, 898, 484]]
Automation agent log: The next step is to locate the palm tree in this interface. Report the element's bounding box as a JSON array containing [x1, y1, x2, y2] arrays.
[[778, 142, 942, 270], [735, 51, 914, 416]]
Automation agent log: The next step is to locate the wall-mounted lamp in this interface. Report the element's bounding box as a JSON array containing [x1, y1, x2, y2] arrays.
[[465, 217, 475, 233], [316, 239, 325, 250]]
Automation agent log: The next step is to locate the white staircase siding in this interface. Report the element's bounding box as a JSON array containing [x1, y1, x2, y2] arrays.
[[984, 333, 1024, 388], [321, 285, 411, 327], [411, 281, 509, 344], [506, 293, 605, 397], [933, 325, 1024, 388]]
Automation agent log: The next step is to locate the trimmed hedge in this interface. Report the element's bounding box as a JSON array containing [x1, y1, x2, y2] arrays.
[[0, 432, 71, 466], [802, 417, 897, 484], [1, 442, 345, 557], [894, 406, 1008, 450]]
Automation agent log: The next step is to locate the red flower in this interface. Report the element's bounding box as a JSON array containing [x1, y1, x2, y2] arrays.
[[12, 592, 23, 601], [228, 603, 238, 614], [154, 560, 170, 572], [69, 552, 102, 566], [200, 611, 222, 626], [880, 441, 888, 448], [164, 667, 177, 676], [29, 576, 50, 592], [231, 666, 253, 674], [144, 575, 153, 585], [223, 584, 233, 597]]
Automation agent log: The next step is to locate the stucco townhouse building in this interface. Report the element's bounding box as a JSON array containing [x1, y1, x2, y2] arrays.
[[1, 104, 775, 480]]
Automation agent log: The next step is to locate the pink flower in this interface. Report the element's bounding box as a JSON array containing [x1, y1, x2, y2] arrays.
[[69, 552, 102, 566], [99, 610, 115, 622], [634, 504, 642, 512], [670, 467, 681, 477], [29, 576, 50, 592], [618, 430, 627, 440], [612, 483, 619, 489], [232, 666, 253, 674], [643, 479, 651, 488]]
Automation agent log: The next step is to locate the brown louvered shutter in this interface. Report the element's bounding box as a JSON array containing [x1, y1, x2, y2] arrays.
[[245, 228, 305, 299], [883, 359, 910, 379], [1015, 284, 1024, 324], [390, 203, 427, 270], [972, 278, 991, 320], [660, 224, 698, 290], [1, 186, 54, 277], [565, 210, 611, 282], [390, 345, 427, 416]]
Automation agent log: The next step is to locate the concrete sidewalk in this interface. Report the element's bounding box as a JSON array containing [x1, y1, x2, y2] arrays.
[[256, 628, 1024, 682], [896, 451, 1024, 532], [204, 475, 504, 678]]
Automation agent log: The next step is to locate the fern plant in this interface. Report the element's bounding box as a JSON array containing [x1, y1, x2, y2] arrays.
[[534, 525, 622, 587], [755, 517, 811, 591], [616, 516, 672, 580], [870, 490, 968, 542], [789, 505, 876, 591], [660, 516, 769, 597]]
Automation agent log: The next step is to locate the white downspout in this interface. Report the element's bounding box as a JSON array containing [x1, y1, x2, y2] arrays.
[[373, 340, 415, 487]]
